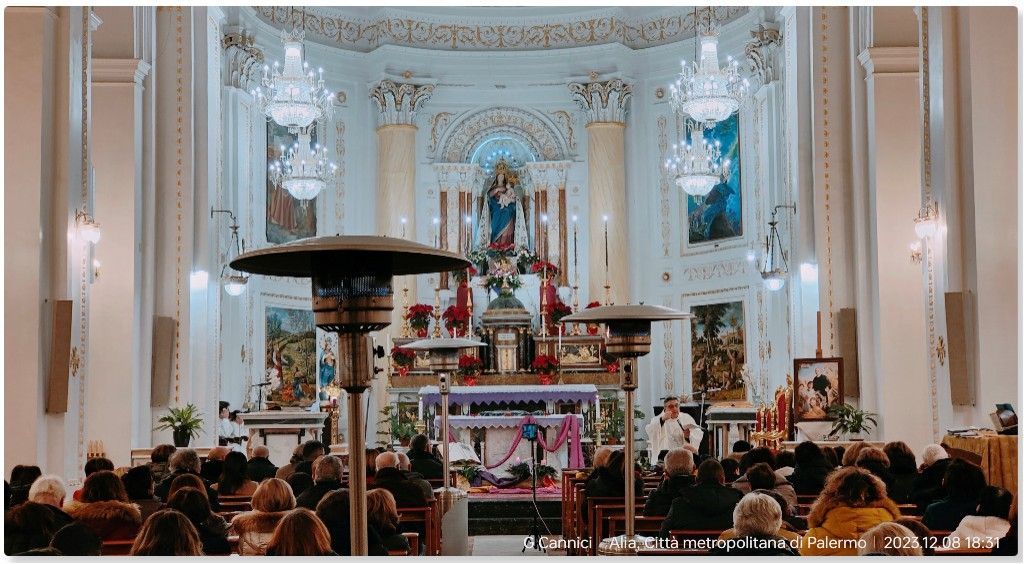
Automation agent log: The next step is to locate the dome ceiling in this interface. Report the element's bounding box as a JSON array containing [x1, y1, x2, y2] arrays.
[[250, 6, 750, 52]]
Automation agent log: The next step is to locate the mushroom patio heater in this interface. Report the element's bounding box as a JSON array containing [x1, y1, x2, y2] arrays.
[[561, 304, 691, 555], [231, 235, 468, 555]]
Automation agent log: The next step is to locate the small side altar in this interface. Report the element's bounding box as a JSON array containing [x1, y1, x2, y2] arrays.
[[244, 410, 328, 463]]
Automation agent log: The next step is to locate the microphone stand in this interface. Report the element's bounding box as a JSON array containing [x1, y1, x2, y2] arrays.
[[522, 423, 546, 553]]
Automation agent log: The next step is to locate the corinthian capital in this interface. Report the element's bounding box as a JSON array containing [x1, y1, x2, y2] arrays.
[[568, 79, 632, 124], [222, 29, 264, 91], [369, 80, 435, 127]]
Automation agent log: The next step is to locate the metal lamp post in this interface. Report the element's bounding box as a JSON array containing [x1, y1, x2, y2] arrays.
[[231, 235, 468, 555], [561, 304, 691, 555]]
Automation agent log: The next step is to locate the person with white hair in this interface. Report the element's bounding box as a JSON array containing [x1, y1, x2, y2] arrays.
[[372, 451, 428, 508], [910, 443, 953, 511], [710, 492, 799, 556], [28, 475, 66, 508], [247, 445, 279, 482], [154, 448, 221, 510], [642, 448, 695, 516], [295, 455, 344, 510]]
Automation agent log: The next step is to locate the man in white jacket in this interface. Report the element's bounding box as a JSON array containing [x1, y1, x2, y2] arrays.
[[645, 396, 703, 463]]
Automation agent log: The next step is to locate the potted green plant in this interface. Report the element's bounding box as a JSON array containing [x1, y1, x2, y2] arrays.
[[603, 406, 646, 445], [827, 403, 878, 440], [154, 404, 204, 447]]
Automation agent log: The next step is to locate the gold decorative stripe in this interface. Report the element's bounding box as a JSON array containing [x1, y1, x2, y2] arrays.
[[77, 7, 93, 471], [818, 8, 836, 354], [173, 7, 185, 404], [920, 7, 940, 441]]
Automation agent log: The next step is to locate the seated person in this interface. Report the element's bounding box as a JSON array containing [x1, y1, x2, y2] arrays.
[[200, 446, 231, 483], [372, 451, 427, 508], [923, 459, 988, 531], [911, 444, 952, 511], [366, 489, 411, 554], [721, 489, 803, 541], [789, 441, 834, 496], [295, 456, 344, 510], [710, 492, 799, 556], [584, 450, 643, 499], [146, 444, 177, 484], [396, 452, 434, 501], [948, 485, 1013, 545], [406, 434, 443, 479], [71, 458, 111, 502], [883, 441, 918, 504], [213, 451, 258, 496], [659, 458, 743, 537], [736, 462, 797, 511], [720, 457, 741, 483], [858, 522, 924, 556], [247, 445, 279, 483], [643, 448, 695, 517], [64, 471, 142, 541], [154, 448, 220, 509]]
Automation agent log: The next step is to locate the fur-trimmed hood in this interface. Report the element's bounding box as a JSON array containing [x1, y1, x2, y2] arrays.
[[65, 500, 142, 524], [231, 510, 290, 535]]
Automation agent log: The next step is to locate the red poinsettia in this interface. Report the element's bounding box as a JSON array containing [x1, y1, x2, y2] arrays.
[[605, 361, 620, 373], [457, 354, 483, 377], [531, 354, 559, 374], [391, 347, 416, 377], [530, 260, 560, 277], [406, 304, 435, 333], [550, 301, 574, 324], [442, 305, 472, 336], [586, 301, 602, 309], [487, 242, 515, 253]]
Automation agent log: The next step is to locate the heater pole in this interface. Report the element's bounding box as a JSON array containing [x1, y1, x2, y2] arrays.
[[347, 389, 368, 556], [623, 377, 636, 539], [441, 381, 451, 488]]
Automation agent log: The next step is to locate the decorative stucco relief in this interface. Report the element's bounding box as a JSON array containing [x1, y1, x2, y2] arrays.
[[436, 106, 568, 163]]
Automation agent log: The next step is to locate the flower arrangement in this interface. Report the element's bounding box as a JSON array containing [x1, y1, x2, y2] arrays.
[[466, 243, 538, 275], [605, 361, 621, 374], [458, 354, 483, 385], [585, 301, 603, 334], [530, 260, 560, 278], [550, 301, 573, 325], [507, 461, 558, 484], [442, 305, 472, 336], [531, 355, 559, 376], [390, 346, 417, 377], [406, 304, 434, 336]]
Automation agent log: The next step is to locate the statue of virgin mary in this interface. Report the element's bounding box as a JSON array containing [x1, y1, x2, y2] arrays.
[[476, 159, 529, 249]]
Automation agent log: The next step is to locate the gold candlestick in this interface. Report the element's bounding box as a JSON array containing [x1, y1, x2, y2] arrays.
[[400, 285, 411, 338], [466, 282, 474, 336], [570, 284, 581, 335], [540, 273, 550, 338]]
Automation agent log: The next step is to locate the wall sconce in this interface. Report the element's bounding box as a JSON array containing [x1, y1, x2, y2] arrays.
[[92, 259, 101, 280], [76, 210, 101, 244], [913, 202, 939, 239], [909, 241, 923, 264]]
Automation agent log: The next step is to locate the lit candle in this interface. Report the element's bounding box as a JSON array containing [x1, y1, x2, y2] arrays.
[[541, 214, 549, 264], [465, 215, 472, 254], [432, 216, 440, 248], [400, 216, 407, 239]]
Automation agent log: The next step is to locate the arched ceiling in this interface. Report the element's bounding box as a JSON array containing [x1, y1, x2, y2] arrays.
[[250, 6, 751, 53]]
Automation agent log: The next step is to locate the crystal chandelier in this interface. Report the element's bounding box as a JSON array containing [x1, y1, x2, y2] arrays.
[[252, 13, 333, 130], [665, 120, 730, 198], [269, 131, 338, 201], [669, 8, 749, 124]]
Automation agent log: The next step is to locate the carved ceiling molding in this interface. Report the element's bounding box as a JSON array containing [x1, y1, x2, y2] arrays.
[[436, 106, 569, 164], [682, 259, 749, 282], [251, 6, 749, 52]]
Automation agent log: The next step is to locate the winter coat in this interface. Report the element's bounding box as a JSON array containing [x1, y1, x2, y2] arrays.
[[294, 479, 344, 510], [710, 533, 800, 556], [731, 472, 798, 509], [788, 462, 833, 496], [246, 457, 279, 483], [4, 503, 74, 554], [64, 500, 142, 541], [372, 468, 428, 508], [659, 481, 744, 537], [128, 497, 163, 522], [888, 471, 917, 504], [584, 466, 644, 500], [154, 470, 221, 510], [949, 515, 1012, 546], [910, 458, 951, 511], [403, 470, 435, 501], [800, 499, 901, 556], [407, 450, 443, 480], [642, 473, 695, 517], [923, 497, 979, 532], [231, 510, 289, 555]]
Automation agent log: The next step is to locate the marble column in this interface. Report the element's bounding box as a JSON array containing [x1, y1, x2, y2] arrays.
[[370, 80, 434, 309], [569, 79, 632, 305], [89, 56, 150, 465], [857, 43, 930, 450]]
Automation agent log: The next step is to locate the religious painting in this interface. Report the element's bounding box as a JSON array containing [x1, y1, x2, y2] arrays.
[[265, 306, 316, 408], [266, 121, 317, 244], [690, 300, 746, 402], [317, 330, 340, 399], [793, 358, 844, 422], [686, 113, 742, 245]]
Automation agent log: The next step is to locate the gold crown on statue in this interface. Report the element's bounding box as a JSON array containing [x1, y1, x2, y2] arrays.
[[493, 158, 519, 184]]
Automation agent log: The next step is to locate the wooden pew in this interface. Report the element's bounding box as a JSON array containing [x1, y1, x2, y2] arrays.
[[217, 495, 252, 513], [101, 540, 134, 556], [584, 497, 647, 555], [398, 504, 439, 556], [606, 514, 665, 537]]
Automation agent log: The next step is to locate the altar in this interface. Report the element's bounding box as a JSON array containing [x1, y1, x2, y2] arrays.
[[243, 410, 328, 465], [417, 384, 596, 475]]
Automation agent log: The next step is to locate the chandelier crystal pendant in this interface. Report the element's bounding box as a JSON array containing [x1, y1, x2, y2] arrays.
[[665, 120, 730, 198], [669, 8, 749, 124], [252, 27, 333, 131], [269, 131, 338, 201]]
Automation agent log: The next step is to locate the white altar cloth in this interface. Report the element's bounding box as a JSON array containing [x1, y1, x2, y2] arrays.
[[437, 414, 584, 474]]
